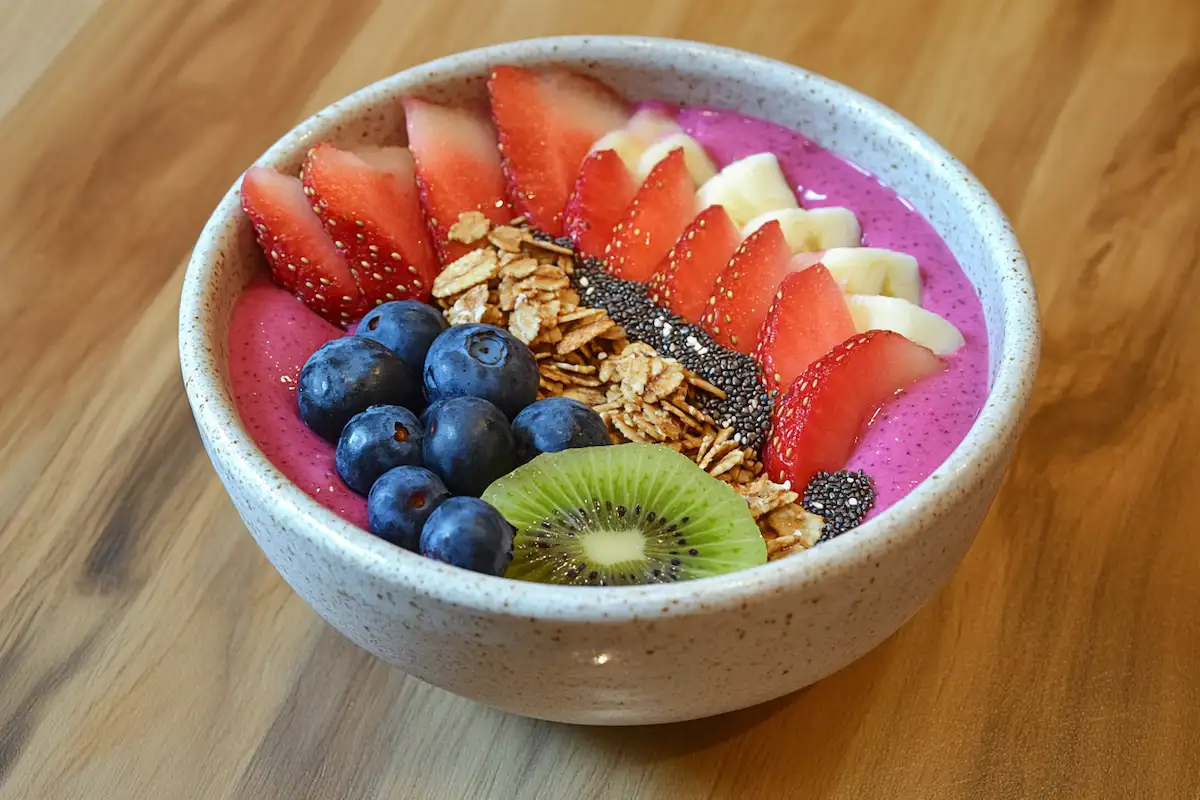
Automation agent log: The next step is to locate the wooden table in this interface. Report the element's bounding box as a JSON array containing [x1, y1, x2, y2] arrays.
[[3, 0, 1198, 797]]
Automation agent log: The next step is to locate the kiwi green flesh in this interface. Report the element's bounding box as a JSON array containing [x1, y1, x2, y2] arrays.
[[481, 443, 767, 586]]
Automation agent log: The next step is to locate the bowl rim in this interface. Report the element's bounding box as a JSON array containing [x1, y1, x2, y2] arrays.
[[180, 35, 1040, 622]]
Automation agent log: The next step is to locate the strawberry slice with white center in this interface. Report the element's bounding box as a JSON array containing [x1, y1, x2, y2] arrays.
[[699, 220, 792, 353], [488, 65, 629, 236], [604, 148, 694, 282], [753, 264, 856, 393], [646, 204, 739, 323], [241, 167, 366, 326], [302, 143, 439, 305], [402, 97, 512, 264], [763, 330, 945, 489], [563, 149, 636, 260]]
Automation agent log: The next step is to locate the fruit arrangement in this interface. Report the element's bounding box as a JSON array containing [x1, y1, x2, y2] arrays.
[[240, 65, 974, 584]]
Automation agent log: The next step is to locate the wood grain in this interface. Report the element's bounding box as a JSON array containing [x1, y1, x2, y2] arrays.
[[2, 0, 1198, 797]]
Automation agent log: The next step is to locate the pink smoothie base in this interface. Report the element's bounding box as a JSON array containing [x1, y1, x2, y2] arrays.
[[227, 106, 989, 533]]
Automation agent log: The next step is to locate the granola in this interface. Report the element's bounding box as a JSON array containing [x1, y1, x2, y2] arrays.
[[432, 248, 498, 298], [446, 284, 491, 326], [446, 209, 490, 244], [508, 296, 542, 344], [432, 212, 822, 558]]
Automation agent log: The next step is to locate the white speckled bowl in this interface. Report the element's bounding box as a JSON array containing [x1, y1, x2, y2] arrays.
[[180, 36, 1039, 725]]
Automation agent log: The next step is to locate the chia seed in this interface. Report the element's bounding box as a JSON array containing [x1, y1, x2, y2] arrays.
[[569, 263, 772, 449], [530, 230, 577, 252], [803, 470, 876, 540]]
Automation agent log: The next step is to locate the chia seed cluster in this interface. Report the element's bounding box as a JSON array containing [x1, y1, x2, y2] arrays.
[[802, 470, 876, 540], [570, 262, 772, 450], [530, 231, 577, 251]]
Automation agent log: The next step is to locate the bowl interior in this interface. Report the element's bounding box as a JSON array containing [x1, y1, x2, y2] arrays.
[[180, 36, 1038, 617]]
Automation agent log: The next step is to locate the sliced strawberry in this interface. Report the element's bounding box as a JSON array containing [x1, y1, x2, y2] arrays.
[[604, 149, 694, 282], [241, 167, 366, 326], [764, 331, 945, 489], [302, 143, 439, 304], [699, 221, 792, 353], [488, 66, 629, 236], [646, 204, 739, 322], [563, 149, 636, 260], [402, 97, 511, 264], [753, 265, 856, 394]]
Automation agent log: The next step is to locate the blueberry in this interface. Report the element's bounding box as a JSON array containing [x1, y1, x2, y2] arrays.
[[297, 337, 422, 442], [511, 397, 610, 463], [335, 405, 424, 495], [423, 323, 538, 419], [357, 301, 448, 372], [419, 496, 514, 576], [423, 397, 518, 496], [367, 466, 450, 551]]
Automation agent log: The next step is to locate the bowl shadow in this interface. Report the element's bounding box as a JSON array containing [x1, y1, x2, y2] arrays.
[[575, 692, 796, 760], [557, 640, 891, 797]]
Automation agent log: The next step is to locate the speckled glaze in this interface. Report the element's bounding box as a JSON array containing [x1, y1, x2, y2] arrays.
[[179, 37, 1040, 725]]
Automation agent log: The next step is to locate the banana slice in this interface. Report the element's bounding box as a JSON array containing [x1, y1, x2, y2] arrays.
[[845, 295, 964, 355], [590, 129, 645, 173], [880, 256, 922, 306], [816, 247, 922, 304], [626, 108, 682, 144], [792, 250, 884, 294], [590, 109, 682, 173], [742, 207, 861, 253], [696, 153, 798, 229], [636, 132, 718, 186]]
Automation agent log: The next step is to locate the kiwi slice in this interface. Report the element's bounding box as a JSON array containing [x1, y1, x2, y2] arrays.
[[481, 443, 766, 585]]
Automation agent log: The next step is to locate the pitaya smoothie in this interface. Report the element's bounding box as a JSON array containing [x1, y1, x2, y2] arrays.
[[228, 281, 366, 526], [674, 108, 989, 516], [227, 105, 989, 528]]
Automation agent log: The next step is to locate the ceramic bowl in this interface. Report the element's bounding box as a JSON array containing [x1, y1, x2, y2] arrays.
[[179, 36, 1039, 725]]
